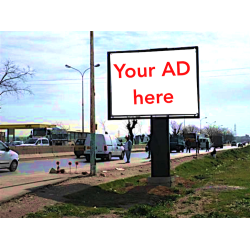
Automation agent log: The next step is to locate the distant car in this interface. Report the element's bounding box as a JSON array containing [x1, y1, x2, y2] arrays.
[[242, 141, 247, 146], [0, 141, 19, 172], [231, 141, 237, 146], [9, 141, 24, 146], [21, 138, 50, 146], [238, 143, 243, 147]]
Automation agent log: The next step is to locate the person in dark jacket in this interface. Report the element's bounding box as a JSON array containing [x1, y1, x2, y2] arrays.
[[206, 140, 210, 152], [186, 139, 191, 153], [146, 137, 151, 159], [196, 136, 200, 154]]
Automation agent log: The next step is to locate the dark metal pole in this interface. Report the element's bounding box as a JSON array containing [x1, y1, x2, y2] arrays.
[[149, 117, 171, 186], [90, 31, 96, 175]]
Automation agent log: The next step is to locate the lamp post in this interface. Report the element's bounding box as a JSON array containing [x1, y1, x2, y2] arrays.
[[206, 121, 216, 127], [200, 116, 207, 133], [65, 63, 100, 133]]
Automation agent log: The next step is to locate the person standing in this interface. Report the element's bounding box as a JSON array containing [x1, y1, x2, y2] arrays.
[[196, 136, 200, 154], [185, 139, 188, 153], [146, 136, 151, 159], [187, 139, 191, 153], [206, 139, 210, 152], [124, 135, 132, 163]]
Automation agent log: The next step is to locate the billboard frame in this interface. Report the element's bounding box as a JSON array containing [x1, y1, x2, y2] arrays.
[[107, 46, 200, 120]]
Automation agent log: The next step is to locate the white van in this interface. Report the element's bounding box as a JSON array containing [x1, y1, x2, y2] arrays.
[[84, 134, 124, 162], [199, 138, 212, 150]]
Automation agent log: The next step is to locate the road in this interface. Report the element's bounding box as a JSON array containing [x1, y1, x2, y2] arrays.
[[1, 145, 235, 176]]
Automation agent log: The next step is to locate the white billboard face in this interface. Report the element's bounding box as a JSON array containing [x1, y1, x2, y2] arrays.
[[107, 47, 199, 119]]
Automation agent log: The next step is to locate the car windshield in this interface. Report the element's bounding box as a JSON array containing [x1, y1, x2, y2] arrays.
[[33, 128, 47, 136], [76, 139, 85, 145], [24, 139, 37, 144]]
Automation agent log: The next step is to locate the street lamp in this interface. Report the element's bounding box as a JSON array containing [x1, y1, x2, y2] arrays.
[[200, 116, 207, 133], [65, 63, 100, 132], [206, 121, 216, 127]]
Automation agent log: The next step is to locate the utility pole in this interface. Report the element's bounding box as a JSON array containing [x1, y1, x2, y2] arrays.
[[90, 31, 96, 175]]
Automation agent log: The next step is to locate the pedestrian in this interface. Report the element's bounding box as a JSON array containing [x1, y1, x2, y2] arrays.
[[196, 136, 200, 154], [206, 139, 210, 152], [185, 139, 188, 153], [146, 136, 151, 159], [187, 139, 191, 153], [211, 147, 216, 158], [124, 135, 132, 163]]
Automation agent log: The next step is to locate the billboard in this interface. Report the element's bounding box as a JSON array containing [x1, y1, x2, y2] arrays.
[[107, 46, 200, 120]]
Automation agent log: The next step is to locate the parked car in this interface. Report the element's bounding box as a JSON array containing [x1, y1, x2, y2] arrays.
[[74, 139, 86, 158], [0, 141, 19, 172], [231, 141, 237, 146], [21, 138, 50, 146], [238, 142, 243, 147], [242, 141, 247, 146], [9, 141, 24, 146], [84, 133, 125, 162]]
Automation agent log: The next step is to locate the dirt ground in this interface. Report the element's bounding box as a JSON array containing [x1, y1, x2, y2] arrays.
[[0, 155, 202, 218]]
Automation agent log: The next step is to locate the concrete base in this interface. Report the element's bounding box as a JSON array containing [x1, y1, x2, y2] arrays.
[[147, 176, 174, 187]]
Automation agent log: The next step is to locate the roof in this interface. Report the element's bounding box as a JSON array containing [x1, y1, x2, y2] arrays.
[[0, 123, 57, 129]]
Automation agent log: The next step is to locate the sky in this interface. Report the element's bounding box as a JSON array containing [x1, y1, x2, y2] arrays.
[[1, 31, 249, 136], [0, 2, 249, 137]]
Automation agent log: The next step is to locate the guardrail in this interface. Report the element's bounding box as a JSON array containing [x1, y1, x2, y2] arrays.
[[9, 146, 74, 155]]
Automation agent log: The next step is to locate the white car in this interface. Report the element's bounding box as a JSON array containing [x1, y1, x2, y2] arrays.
[[22, 138, 50, 146], [0, 141, 19, 172]]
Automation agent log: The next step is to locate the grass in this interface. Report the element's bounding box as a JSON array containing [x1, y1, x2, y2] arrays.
[[26, 145, 250, 218]]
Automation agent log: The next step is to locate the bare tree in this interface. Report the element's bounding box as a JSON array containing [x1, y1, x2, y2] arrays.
[[0, 60, 34, 99], [98, 119, 107, 133], [125, 119, 138, 145], [183, 124, 199, 134], [136, 121, 143, 135], [170, 120, 183, 135]]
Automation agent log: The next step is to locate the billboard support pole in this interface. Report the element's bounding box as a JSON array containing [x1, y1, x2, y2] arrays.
[[148, 116, 172, 186]]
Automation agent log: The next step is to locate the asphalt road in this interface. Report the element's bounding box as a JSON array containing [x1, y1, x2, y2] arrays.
[[0, 145, 235, 177]]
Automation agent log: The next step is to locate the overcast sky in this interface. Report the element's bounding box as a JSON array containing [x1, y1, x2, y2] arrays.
[[1, 31, 250, 136]]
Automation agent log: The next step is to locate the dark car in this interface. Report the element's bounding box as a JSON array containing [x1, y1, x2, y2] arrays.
[[238, 143, 243, 147], [231, 141, 237, 146], [242, 141, 247, 146], [9, 141, 23, 146]]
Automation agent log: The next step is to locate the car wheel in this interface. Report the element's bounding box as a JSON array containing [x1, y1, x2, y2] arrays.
[[75, 154, 80, 158], [119, 151, 124, 160], [85, 155, 90, 162], [108, 153, 112, 161], [9, 160, 18, 172]]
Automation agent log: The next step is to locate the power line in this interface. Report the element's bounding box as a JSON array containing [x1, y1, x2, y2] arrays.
[[14, 66, 250, 85], [201, 67, 250, 72]]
